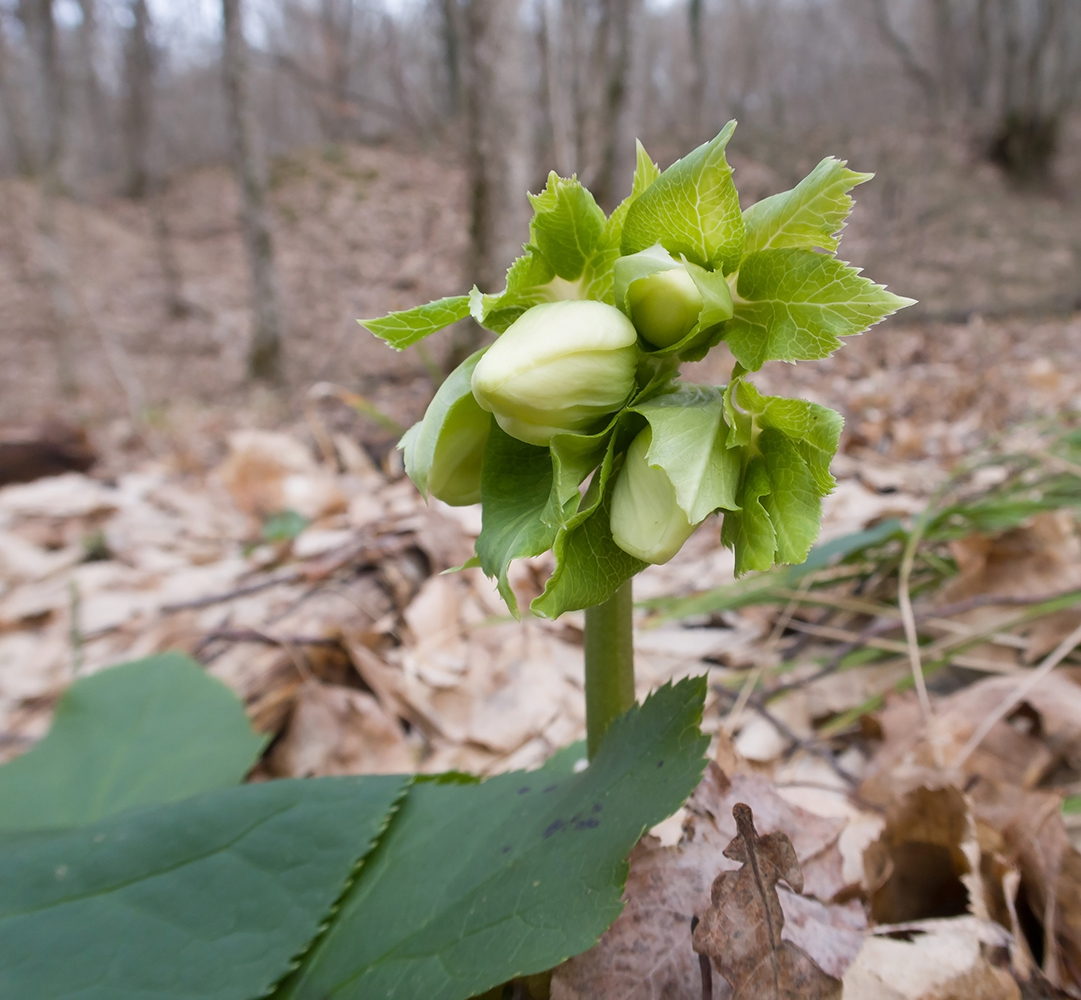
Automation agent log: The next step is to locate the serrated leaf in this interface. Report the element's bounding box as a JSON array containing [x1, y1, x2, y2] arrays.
[[475, 423, 560, 614], [725, 248, 916, 370], [276, 677, 710, 1000], [0, 652, 264, 832], [0, 775, 407, 1000], [360, 295, 472, 350], [742, 156, 873, 257], [630, 384, 740, 523], [470, 251, 558, 334], [605, 140, 661, 242], [532, 452, 646, 619], [758, 427, 822, 564], [528, 173, 608, 281], [732, 378, 843, 494], [548, 419, 618, 518], [621, 121, 745, 273]]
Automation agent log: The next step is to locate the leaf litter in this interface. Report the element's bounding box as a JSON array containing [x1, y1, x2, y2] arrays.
[[7, 405, 1081, 995]]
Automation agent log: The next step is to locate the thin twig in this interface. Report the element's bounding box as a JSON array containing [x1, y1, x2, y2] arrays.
[[724, 578, 810, 733], [897, 513, 942, 766], [952, 619, 1081, 770]]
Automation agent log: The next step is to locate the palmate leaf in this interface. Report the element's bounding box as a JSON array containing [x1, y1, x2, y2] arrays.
[[724, 248, 915, 371], [621, 121, 745, 274], [528, 173, 608, 281], [359, 295, 472, 350], [275, 677, 710, 1000], [720, 377, 844, 575], [0, 652, 264, 832], [742, 156, 873, 257], [0, 776, 407, 1000]]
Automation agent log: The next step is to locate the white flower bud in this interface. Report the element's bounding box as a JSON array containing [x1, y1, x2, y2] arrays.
[[471, 300, 639, 447], [627, 266, 704, 349], [611, 427, 699, 564]]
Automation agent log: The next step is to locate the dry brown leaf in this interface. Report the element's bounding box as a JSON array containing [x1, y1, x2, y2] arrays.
[[265, 680, 419, 776], [551, 764, 866, 1000], [841, 917, 1019, 1000], [692, 802, 843, 1000]]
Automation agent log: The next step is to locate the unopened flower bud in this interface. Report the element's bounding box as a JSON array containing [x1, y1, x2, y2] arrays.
[[611, 427, 698, 564], [402, 350, 490, 506], [626, 266, 704, 349], [471, 300, 639, 447]]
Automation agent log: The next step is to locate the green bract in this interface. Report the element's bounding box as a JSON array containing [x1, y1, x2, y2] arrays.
[[470, 300, 638, 447], [611, 428, 699, 564], [401, 349, 490, 506], [360, 121, 915, 613]]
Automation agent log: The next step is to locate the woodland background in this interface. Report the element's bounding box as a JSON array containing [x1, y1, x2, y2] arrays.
[[4, 4, 1081, 996]]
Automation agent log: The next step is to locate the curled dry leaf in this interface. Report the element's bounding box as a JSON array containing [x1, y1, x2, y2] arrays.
[[692, 803, 843, 1000]]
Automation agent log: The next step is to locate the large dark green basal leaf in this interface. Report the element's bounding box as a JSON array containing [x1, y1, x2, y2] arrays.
[[277, 676, 709, 1000], [0, 652, 265, 832], [0, 775, 407, 1000]]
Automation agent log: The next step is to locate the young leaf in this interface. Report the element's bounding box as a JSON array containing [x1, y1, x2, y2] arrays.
[[359, 295, 472, 350], [732, 377, 844, 495], [528, 173, 608, 281], [720, 458, 776, 576], [720, 377, 843, 574], [601, 140, 661, 261], [0, 652, 264, 832], [0, 775, 408, 1000], [742, 156, 873, 257], [724, 248, 916, 371], [475, 423, 560, 614], [275, 676, 710, 1000], [692, 803, 842, 999], [630, 384, 740, 523], [621, 121, 745, 274], [470, 250, 558, 334], [533, 456, 646, 619]]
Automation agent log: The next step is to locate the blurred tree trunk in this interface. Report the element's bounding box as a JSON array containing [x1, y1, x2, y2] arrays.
[[319, 0, 355, 141], [75, 0, 109, 172], [451, 0, 529, 367], [687, 0, 705, 140], [23, 0, 77, 394], [540, 0, 576, 176], [440, 0, 461, 116], [222, 0, 285, 383], [592, 0, 636, 211], [0, 17, 35, 176], [122, 0, 153, 199]]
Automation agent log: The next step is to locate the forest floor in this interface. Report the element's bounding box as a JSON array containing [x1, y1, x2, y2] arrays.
[[3, 134, 1081, 997]]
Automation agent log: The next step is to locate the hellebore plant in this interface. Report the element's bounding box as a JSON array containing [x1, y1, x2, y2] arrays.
[[362, 122, 914, 759]]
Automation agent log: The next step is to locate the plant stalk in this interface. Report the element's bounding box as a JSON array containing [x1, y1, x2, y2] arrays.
[[584, 578, 635, 759]]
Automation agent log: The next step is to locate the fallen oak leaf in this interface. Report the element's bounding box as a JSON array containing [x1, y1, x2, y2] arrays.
[[692, 803, 843, 1000]]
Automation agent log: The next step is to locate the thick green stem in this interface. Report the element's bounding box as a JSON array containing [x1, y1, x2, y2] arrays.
[[584, 578, 635, 759]]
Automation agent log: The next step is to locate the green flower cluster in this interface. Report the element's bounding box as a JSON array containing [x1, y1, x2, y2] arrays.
[[361, 122, 914, 618]]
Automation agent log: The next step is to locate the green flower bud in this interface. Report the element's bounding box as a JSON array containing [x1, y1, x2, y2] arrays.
[[626, 266, 704, 349], [611, 427, 699, 564], [470, 300, 639, 447], [401, 350, 491, 506]]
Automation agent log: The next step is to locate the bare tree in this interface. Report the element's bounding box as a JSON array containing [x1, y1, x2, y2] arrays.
[[687, 0, 705, 139], [871, 0, 1081, 184], [75, 0, 109, 172], [222, 0, 285, 382], [452, 0, 530, 365], [22, 0, 78, 394], [318, 0, 356, 141], [0, 13, 35, 175], [122, 0, 153, 198], [440, 0, 462, 116], [592, 0, 637, 210]]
